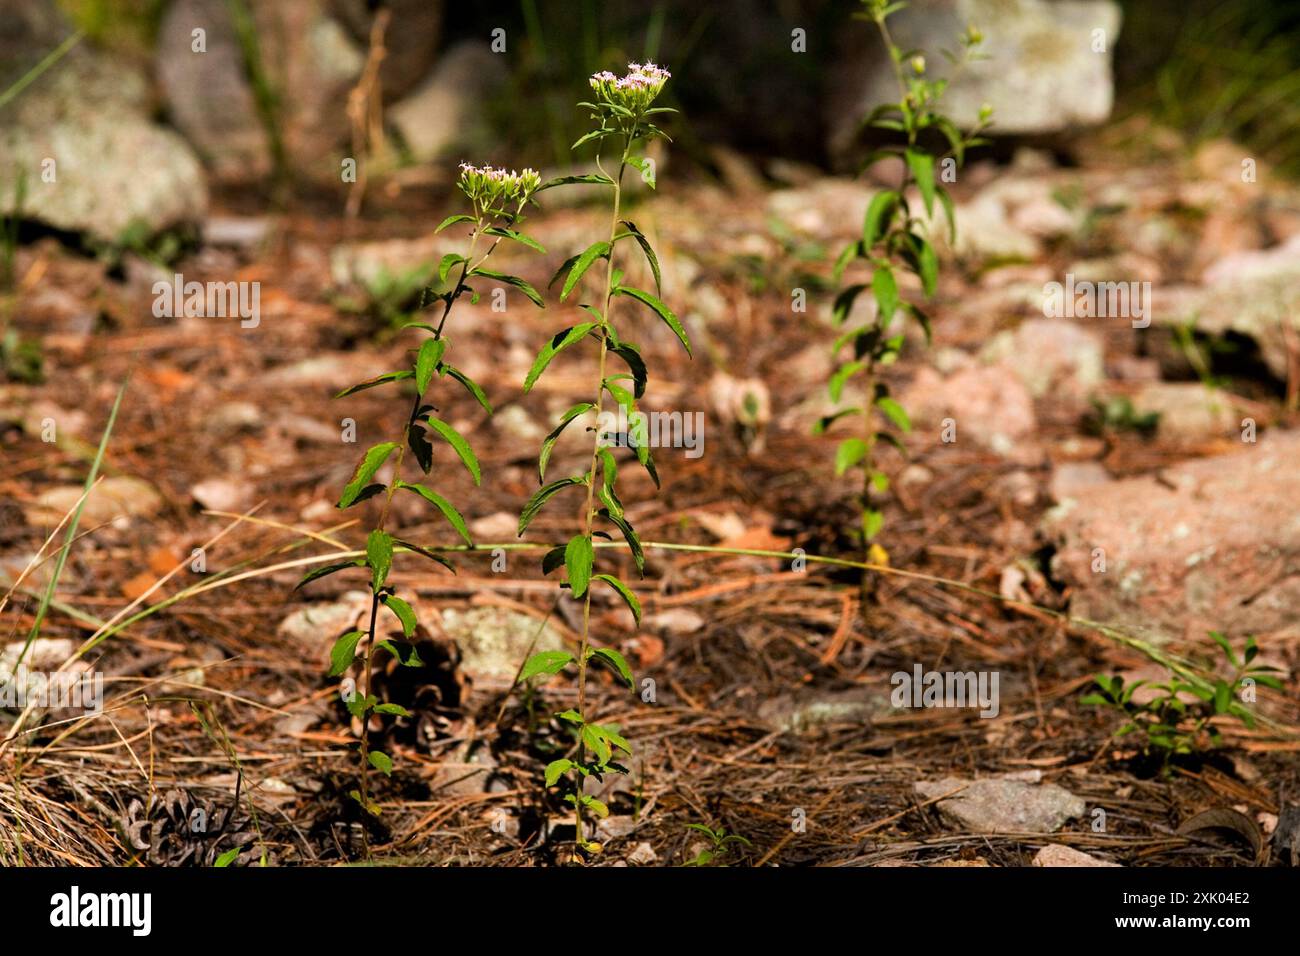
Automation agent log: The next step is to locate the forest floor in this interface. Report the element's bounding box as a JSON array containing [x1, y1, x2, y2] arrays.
[[2, 123, 1299, 866]]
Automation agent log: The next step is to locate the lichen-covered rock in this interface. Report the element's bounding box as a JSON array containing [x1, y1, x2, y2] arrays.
[[0, 1, 207, 241], [1042, 430, 1300, 637], [915, 776, 1087, 834]]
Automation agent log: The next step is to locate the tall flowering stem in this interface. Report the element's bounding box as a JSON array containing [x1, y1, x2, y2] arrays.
[[515, 63, 687, 856], [299, 163, 544, 838]]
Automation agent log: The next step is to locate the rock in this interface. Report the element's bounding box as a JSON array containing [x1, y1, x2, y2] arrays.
[[707, 372, 771, 455], [766, 180, 874, 238], [26, 476, 163, 528], [492, 406, 545, 445], [1042, 430, 1300, 637], [388, 42, 506, 163], [207, 401, 264, 437], [645, 608, 705, 637], [915, 776, 1086, 834], [262, 353, 386, 390], [190, 478, 253, 513], [0, 637, 75, 685], [0, 1, 207, 241], [470, 511, 519, 542], [156, 0, 270, 182], [1154, 234, 1300, 382], [1131, 382, 1239, 443], [902, 365, 1038, 456], [1032, 844, 1121, 867], [626, 841, 657, 865], [203, 216, 271, 249], [157, 0, 363, 180], [759, 687, 891, 734], [982, 318, 1105, 402], [828, 0, 1122, 155], [277, 591, 371, 646], [1048, 461, 1111, 503], [438, 607, 566, 684]]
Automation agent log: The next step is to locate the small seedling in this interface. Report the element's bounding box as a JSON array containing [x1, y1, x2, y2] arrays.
[[515, 62, 685, 856], [1083, 631, 1284, 772], [682, 823, 752, 867], [302, 161, 544, 827]]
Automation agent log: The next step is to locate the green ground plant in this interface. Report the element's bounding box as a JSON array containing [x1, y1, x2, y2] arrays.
[[300, 161, 544, 828], [514, 61, 686, 856], [821, 0, 988, 603], [1083, 631, 1284, 772]]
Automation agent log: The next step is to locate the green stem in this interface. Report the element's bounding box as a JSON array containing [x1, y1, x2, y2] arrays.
[[571, 137, 630, 848]]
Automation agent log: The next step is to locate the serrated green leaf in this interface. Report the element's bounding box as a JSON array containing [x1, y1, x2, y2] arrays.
[[872, 265, 899, 327], [565, 534, 594, 597], [367, 529, 393, 591], [562, 241, 611, 301], [519, 476, 586, 535], [863, 190, 898, 248], [619, 220, 661, 293], [615, 286, 691, 357], [905, 148, 936, 217], [545, 758, 574, 786], [328, 630, 364, 677], [394, 481, 472, 546], [435, 214, 476, 234], [484, 226, 546, 253], [335, 370, 414, 399], [524, 322, 598, 392], [440, 363, 493, 413], [415, 338, 447, 394], [295, 559, 362, 590], [835, 437, 867, 475], [422, 416, 481, 485], [382, 593, 417, 637], [594, 574, 641, 626], [338, 442, 399, 508], [875, 395, 912, 433], [467, 268, 544, 307], [588, 644, 635, 686], [540, 402, 594, 481], [368, 750, 393, 776], [519, 650, 574, 682]]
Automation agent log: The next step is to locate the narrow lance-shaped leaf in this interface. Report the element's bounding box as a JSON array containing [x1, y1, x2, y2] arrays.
[[394, 481, 473, 546], [518, 476, 587, 536], [565, 534, 594, 598], [338, 442, 399, 508], [524, 322, 598, 392], [540, 403, 595, 482], [595, 573, 641, 625], [615, 286, 691, 358], [422, 416, 481, 485], [415, 338, 447, 394], [561, 241, 611, 302], [367, 529, 393, 591], [619, 220, 661, 294], [467, 268, 544, 307]]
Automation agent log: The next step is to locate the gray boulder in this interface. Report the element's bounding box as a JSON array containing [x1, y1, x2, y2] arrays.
[[829, 0, 1122, 156], [0, 0, 207, 242]]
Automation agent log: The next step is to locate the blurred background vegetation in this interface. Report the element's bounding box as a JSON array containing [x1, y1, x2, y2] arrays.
[[49, 0, 1300, 177]]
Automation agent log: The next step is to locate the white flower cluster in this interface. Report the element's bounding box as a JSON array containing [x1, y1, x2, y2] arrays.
[[457, 163, 541, 211], [588, 62, 672, 113]]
